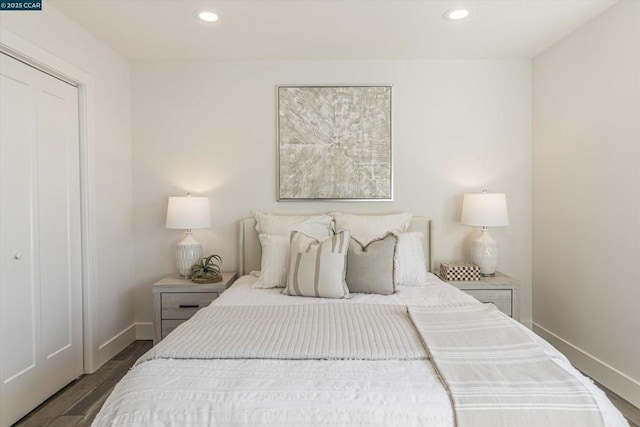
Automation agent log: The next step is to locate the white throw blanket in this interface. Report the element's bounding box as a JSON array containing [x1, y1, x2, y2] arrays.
[[139, 304, 428, 363], [409, 304, 605, 427]]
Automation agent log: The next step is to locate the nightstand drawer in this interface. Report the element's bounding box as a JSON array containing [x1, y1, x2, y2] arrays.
[[464, 289, 512, 317], [152, 273, 238, 345], [442, 271, 519, 321], [161, 319, 187, 338], [161, 292, 218, 320]]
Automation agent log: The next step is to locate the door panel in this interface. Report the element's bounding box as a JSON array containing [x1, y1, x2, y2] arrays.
[[0, 52, 82, 427], [0, 53, 40, 388], [37, 70, 83, 396]]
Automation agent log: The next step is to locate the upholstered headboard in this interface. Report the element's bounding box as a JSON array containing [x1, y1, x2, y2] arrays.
[[238, 216, 433, 276]]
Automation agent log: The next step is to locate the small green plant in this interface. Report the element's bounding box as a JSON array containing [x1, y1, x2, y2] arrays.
[[190, 254, 222, 283]]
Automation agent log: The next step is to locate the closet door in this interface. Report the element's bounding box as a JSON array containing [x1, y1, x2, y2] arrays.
[[0, 52, 82, 427]]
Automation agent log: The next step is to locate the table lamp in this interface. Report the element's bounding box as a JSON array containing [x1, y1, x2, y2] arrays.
[[461, 190, 509, 276], [166, 193, 211, 277]]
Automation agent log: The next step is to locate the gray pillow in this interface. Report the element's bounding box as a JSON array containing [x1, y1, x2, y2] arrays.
[[346, 233, 397, 295]]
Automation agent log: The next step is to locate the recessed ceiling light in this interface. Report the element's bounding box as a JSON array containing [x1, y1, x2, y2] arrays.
[[195, 10, 219, 23], [444, 8, 469, 21]]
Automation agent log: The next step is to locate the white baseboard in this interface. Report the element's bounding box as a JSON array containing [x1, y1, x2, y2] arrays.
[[533, 323, 640, 408], [93, 323, 137, 371], [136, 322, 154, 340], [85, 323, 152, 374]]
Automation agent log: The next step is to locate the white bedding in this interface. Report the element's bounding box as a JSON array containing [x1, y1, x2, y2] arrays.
[[139, 304, 428, 362], [217, 272, 478, 307], [93, 274, 628, 427]]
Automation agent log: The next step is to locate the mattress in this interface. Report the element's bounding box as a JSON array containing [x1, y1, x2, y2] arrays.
[[93, 274, 628, 427]]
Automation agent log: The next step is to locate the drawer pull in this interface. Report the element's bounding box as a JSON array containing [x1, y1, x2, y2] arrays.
[[179, 304, 199, 308]]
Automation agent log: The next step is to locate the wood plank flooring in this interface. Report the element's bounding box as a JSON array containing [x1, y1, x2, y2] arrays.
[[12, 340, 640, 426], [13, 340, 152, 427], [596, 380, 640, 427]]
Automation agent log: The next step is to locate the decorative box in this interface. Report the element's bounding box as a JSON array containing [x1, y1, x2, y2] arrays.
[[439, 262, 480, 281]]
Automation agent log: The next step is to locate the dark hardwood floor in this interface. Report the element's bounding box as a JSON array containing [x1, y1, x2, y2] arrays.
[[13, 340, 640, 426], [13, 340, 152, 427]]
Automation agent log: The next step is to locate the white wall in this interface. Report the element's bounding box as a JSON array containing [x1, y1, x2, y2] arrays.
[[131, 59, 532, 329], [533, 0, 640, 406], [0, 2, 135, 370]]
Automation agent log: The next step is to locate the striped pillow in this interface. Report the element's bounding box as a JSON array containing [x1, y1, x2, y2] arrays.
[[283, 231, 350, 299]]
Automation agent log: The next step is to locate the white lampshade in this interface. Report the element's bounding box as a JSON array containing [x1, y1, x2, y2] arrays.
[[166, 195, 211, 230], [461, 192, 509, 227]]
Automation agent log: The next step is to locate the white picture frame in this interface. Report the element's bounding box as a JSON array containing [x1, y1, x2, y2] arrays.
[[277, 85, 392, 201]]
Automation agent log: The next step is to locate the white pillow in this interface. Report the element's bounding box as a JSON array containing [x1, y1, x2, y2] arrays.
[[394, 232, 429, 286], [283, 231, 350, 299], [333, 212, 412, 245], [252, 234, 289, 289], [254, 212, 333, 239]]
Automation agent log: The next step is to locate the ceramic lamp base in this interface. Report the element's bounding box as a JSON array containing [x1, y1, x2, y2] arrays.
[[470, 228, 500, 276], [176, 232, 203, 277]]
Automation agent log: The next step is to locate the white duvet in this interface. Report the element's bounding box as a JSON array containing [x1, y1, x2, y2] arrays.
[[93, 274, 628, 427]]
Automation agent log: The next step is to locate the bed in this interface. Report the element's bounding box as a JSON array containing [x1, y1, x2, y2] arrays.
[[93, 215, 628, 427]]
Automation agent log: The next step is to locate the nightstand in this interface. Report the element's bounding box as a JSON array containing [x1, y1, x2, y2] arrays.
[[440, 272, 520, 321], [152, 272, 237, 344]]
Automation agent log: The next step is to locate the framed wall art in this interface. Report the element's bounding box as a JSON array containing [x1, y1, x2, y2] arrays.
[[277, 85, 392, 201]]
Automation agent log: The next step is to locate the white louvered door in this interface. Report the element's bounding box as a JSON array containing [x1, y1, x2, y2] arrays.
[[0, 52, 82, 427]]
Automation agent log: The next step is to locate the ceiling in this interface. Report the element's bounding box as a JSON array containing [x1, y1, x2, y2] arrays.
[[49, 0, 618, 61]]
